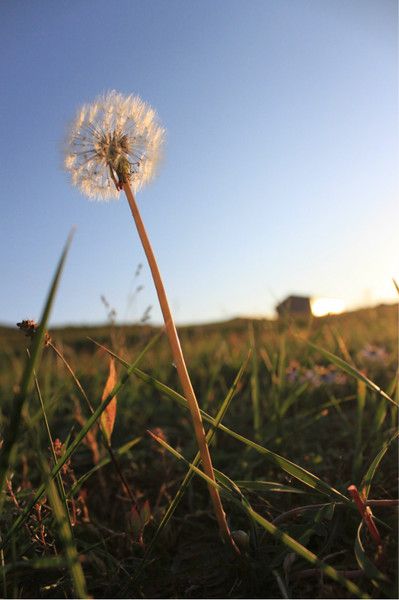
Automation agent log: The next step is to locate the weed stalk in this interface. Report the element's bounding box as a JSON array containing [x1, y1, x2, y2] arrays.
[[122, 180, 237, 550]]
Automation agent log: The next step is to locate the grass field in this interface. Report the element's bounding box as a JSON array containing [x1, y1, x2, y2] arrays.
[[0, 296, 397, 598]]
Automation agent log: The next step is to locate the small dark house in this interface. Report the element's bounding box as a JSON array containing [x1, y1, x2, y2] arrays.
[[276, 295, 311, 318]]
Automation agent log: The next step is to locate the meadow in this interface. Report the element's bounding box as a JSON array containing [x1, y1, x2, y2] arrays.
[[0, 290, 397, 598]]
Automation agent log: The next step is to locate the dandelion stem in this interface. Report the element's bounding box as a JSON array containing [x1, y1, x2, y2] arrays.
[[122, 181, 237, 551]]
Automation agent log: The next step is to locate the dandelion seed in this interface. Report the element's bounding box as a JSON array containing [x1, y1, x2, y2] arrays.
[[64, 90, 165, 200]]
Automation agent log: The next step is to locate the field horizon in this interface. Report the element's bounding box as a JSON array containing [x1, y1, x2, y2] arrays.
[[0, 299, 397, 598], [1, 300, 397, 343]]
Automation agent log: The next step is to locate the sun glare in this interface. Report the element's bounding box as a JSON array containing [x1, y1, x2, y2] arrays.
[[310, 297, 346, 317]]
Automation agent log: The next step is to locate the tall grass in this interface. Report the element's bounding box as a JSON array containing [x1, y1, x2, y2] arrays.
[[0, 246, 397, 598]]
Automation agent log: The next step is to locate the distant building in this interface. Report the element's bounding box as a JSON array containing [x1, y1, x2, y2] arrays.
[[276, 295, 312, 318], [276, 295, 346, 318]]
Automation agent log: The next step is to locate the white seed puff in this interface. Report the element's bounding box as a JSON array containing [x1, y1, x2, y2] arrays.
[[64, 90, 165, 200]]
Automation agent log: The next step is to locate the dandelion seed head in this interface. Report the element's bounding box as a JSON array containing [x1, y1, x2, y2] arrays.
[[64, 91, 165, 201]]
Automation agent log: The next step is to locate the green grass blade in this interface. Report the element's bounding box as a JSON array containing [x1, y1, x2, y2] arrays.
[[302, 338, 397, 407], [150, 432, 369, 599], [33, 372, 73, 530], [386, 372, 397, 400], [360, 432, 399, 498], [148, 377, 348, 501], [69, 436, 142, 497], [42, 459, 88, 598], [136, 351, 251, 576], [249, 323, 261, 438], [49, 342, 92, 408], [245, 504, 368, 598], [328, 325, 355, 366], [235, 481, 307, 494], [352, 381, 366, 481], [51, 336, 145, 507], [0, 557, 66, 582], [279, 382, 308, 418], [354, 522, 388, 587], [277, 334, 286, 392], [213, 468, 248, 499], [0, 230, 74, 497], [91, 342, 349, 502], [1, 332, 161, 550]]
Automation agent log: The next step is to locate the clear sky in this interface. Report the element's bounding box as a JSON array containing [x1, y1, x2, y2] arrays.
[[0, 0, 397, 327]]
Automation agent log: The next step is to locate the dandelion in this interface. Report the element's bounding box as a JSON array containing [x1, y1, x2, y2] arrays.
[[64, 91, 237, 550], [64, 91, 164, 200]]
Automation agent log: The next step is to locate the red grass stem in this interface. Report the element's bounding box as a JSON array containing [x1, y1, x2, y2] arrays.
[[348, 484, 382, 546]]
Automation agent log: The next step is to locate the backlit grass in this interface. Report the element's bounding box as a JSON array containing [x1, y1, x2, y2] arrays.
[[0, 272, 397, 598]]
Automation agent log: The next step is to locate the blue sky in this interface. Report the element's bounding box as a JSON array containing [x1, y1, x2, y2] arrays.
[[0, 0, 397, 327]]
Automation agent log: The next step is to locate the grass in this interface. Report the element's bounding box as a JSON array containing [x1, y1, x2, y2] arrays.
[[0, 258, 397, 598]]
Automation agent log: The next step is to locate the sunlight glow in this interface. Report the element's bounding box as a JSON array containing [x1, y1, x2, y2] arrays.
[[311, 297, 346, 317]]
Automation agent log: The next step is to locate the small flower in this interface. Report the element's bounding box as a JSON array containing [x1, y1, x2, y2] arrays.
[[64, 91, 165, 200], [358, 344, 389, 365], [16, 319, 51, 346], [286, 360, 300, 383], [302, 368, 321, 387], [301, 365, 347, 388]]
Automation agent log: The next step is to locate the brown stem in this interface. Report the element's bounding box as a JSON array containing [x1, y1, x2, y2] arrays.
[[272, 503, 338, 526], [272, 498, 399, 527], [122, 182, 237, 550], [366, 499, 399, 507]]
